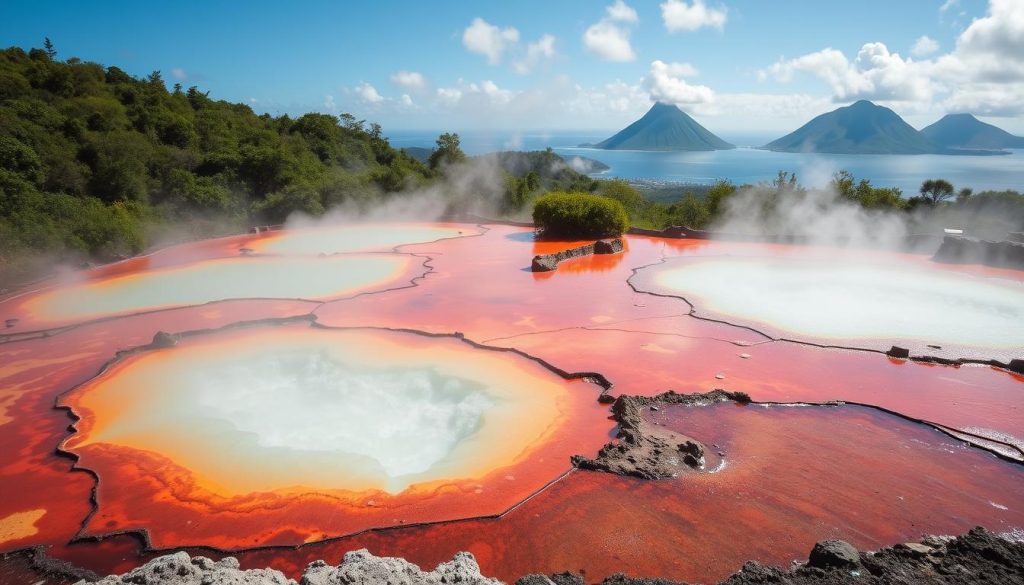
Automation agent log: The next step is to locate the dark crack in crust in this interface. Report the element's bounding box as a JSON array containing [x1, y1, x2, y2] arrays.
[[571, 390, 750, 479]]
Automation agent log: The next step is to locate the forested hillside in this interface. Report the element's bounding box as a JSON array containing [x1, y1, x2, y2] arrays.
[[0, 44, 449, 283]]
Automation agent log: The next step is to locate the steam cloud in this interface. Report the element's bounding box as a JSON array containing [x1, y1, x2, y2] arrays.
[[711, 185, 910, 249]]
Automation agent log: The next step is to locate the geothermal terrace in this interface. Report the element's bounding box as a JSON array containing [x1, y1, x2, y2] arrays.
[[0, 223, 1022, 583]]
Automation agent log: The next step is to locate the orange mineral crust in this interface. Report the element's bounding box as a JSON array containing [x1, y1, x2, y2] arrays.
[[242, 223, 485, 255], [60, 324, 610, 549], [0, 300, 323, 554], [490, 327, 1024, 454], [2, 253, 420, 332], [230, 404, 1024, 584]]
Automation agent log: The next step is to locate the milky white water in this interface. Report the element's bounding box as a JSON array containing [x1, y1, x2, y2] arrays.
[[190, 350, 494, 477], [253, 224, 472, 255], [70, 328, 569, 495], [27, 254, 408, 323], [652, 257, 1024, 349]]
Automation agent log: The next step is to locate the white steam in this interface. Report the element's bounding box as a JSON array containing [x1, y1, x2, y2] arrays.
[[711, 185, 910, 249], [283, 155, 518, 230]]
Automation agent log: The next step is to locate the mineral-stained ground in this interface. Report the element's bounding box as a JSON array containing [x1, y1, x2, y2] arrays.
[[0, 222, 1021, 584]]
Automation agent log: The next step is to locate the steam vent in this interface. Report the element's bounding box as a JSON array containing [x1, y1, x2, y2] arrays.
[[1, 222, 1022, 584]]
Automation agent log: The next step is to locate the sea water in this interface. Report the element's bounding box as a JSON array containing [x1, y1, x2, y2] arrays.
[[387, 130, 1024, 195]]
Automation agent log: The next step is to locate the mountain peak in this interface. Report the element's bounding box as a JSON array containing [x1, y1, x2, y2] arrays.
[[922, 113, 1024, 150], [591, 102, 733, 151], [765, 101, 937, 154]]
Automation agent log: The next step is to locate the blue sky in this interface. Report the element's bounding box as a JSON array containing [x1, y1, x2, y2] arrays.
[[3, 0, 1022, 133]]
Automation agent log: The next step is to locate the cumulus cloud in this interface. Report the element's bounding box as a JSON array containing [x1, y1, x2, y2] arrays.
[[514, 34, 556, 74], [607, 0, 639, 23], [759, 0, 1024, 116], [390, 71, 427, 92], [354, 82, 385, 104], [171, 67, 188, 81], [912, 35, 939, 56], [583, 1, 639, 62], [760, 43, 934, 102], [644, 60, 715, 106], [324, 95, 337, 113], [462, 17, 520, 64], [942, 0, 1024, 82], [661, 0, 728, 32]]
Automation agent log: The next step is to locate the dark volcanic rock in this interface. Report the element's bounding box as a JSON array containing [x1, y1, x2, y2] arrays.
[[722, 527, 1024, 584], [1008, 359, 1024, 375], [807, 541, 860, 569], [886, 346, 910, 359], [600, 575, 688, 585], [65, 527, 1024, 585], [594, 239, 624, 254], [151, 330, 180, 348], [572, 390, 747, 479], [931, 235, 1024, 270], [531, 238, 624, 272]]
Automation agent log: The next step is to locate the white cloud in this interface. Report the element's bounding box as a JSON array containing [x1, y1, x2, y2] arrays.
[[942, 0, 1024, 82], [758, 0, 1024, 117], [760, 43, 933, 102], [436, 87, 463, 106], [171, 67, 188, 81], [607, 0, 639, 23], [354, 82, 385, 104], [643, 59, 715, 106], [399, 94, 414, 107], [462, 17, 519, 64], [583, 2, 639, 62], [514, 34, 557, 74], [324, 95, 336, 113], [940, 0, 958, 14], [661, 0, 728, 32], [912, 35, 939, 56], [390, 71, 427, 92]]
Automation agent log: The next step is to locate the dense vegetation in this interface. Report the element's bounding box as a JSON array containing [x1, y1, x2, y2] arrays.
[[0, 44, 592, 287], [582, 171, 1024, 240], [533, 191, 629, 238]]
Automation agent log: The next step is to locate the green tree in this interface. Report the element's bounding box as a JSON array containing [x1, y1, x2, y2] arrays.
[[428, 132, 466, 170], [599, 179, 644, 212], [920, 179, 955, 204], [43, 38, 56, 59]]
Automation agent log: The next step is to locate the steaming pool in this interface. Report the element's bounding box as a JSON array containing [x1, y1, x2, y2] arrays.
[[1, 222, 1022, 583], [636, 254, 1024, 352], [63, 326, 579, 496]]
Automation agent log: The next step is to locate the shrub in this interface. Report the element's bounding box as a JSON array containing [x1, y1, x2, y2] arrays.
[[532, 191, 629, 238]]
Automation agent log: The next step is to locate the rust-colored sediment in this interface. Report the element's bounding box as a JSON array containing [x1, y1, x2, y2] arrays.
[[0, 222, 1021, 583]]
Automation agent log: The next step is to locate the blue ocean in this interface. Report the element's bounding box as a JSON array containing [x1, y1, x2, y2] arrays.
[[387, 130, 1024, 195]]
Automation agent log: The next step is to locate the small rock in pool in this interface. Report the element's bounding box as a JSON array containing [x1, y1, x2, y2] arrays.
[[808, 539, 860, 569], [886, 345, 911, 359]]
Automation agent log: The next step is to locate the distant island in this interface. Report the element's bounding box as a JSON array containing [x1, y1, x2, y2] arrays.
[[921, 113, 1024, 150], [764, 100, 1008, 156], [583, 102, 734, 151]]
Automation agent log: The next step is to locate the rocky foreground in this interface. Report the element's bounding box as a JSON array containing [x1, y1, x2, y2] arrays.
[[64, 527, 1022, 585]]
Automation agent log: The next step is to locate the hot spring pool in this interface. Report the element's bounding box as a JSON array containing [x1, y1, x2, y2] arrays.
[[641, 256, 1024, 350]]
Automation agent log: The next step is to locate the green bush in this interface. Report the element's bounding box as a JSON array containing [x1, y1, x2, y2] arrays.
[[533, 191, 629, 238]]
